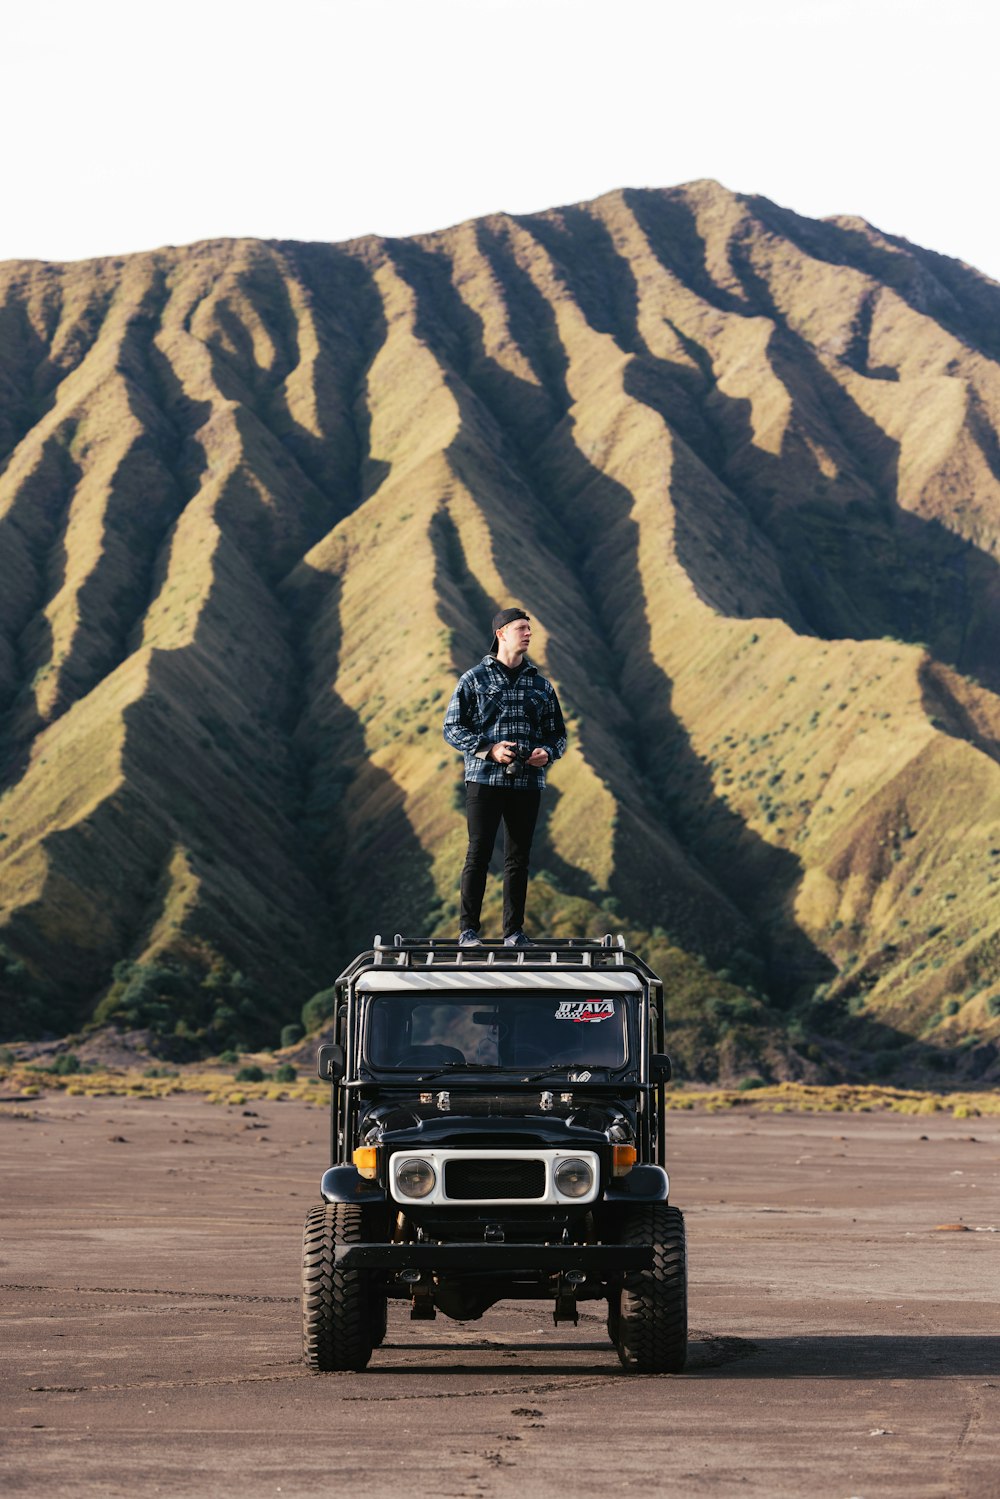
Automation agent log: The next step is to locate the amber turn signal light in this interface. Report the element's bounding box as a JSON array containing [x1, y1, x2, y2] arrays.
[[353, 1146, 378, 1179], [612, 1145, 636, 1176]]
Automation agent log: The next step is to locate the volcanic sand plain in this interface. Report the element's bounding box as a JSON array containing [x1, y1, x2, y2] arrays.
[[1, 1090, 998, 1498]]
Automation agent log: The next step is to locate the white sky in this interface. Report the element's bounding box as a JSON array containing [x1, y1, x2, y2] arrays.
[[4, 0, 998, 280]]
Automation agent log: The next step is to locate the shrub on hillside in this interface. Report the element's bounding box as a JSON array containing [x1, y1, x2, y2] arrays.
[[95, 960, 196, 1031], [0, 945, 33, 992], [0, 943, 70, 1040], [234, 1064, 267, 1083], [301, 987, 335, 1033], [280, 1023, 303, 1049], [92, 949, 281, 1056], [33, 1052, 82, 1076]]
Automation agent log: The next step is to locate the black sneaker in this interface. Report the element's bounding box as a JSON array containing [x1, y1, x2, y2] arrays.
[[458, 929, 483, 947], [503, 930, 534, 947]]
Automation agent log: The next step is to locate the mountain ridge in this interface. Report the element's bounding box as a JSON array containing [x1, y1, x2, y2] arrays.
[[2, 180, 1000, 1083]]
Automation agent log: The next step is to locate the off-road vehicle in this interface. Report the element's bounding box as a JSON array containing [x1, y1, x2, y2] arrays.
[[301, 935, 686, 1372]]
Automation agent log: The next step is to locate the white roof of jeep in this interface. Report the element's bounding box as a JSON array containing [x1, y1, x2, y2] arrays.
[[356, 971, 642, 992]]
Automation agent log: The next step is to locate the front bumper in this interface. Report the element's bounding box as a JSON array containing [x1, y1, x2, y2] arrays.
[[334, 1242, 653, 1273]]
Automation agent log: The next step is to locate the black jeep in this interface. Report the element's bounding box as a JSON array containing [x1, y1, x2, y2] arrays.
[[301, 935, 687, 1372]]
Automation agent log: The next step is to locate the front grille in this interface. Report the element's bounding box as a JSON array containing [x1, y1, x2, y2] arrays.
[[445, 1157, 546, 1200]]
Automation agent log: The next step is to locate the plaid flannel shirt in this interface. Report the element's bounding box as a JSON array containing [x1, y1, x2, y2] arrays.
[[443, 656, 568, 788]]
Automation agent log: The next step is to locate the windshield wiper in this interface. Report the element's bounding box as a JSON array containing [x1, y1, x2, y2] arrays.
[[408, 1062, 500, 1082], [516, 1065, 609, 1083]]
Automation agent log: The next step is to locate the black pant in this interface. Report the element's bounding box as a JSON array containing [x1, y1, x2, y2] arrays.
[[460, 784, 541, 937]]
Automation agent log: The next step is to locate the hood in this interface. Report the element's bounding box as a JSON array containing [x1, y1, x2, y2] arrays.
[[358, 1093, 634, 1148]]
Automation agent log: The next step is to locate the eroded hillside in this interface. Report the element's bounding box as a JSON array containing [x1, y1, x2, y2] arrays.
[[2, 181, 1000, 1081]]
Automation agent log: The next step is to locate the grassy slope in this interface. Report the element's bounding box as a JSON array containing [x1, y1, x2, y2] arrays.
[[1, 182, 1000, 1081]]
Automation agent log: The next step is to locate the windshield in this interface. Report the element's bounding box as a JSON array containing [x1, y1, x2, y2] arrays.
[[365, 992, 630, 1071]]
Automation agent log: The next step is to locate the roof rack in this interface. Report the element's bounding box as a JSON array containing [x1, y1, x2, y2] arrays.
[[336, 934, 662, 985]]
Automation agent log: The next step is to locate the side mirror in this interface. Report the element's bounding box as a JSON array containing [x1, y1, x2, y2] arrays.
[[317, 1043, 345, 1082], [651, 1052, 672, 1084]]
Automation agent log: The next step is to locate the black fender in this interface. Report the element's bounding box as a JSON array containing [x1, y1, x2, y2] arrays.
[[320, 1165, 388, 1203], [602, 1164, 670, 1202]]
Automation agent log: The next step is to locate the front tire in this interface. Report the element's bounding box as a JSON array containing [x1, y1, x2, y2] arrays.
[[615, 1203, 687, 1373], [302, 1203, 375, 1371]]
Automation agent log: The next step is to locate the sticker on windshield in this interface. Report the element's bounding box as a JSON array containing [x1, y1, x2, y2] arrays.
[[555, 999, 615, 1024]]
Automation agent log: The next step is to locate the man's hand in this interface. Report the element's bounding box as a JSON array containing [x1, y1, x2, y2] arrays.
[[489, 741, 518, 765], [526, 748, 549, 767]]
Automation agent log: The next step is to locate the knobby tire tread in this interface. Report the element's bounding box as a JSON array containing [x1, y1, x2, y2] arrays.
[[302, 1203, 375, 1372], [616, 1203, 687, 1373]]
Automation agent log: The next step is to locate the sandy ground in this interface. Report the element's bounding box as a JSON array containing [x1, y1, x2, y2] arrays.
[[1, 1092, 998, 1498]]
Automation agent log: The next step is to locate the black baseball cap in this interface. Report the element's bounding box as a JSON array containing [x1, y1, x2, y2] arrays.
[[489, 607, 530, 655]]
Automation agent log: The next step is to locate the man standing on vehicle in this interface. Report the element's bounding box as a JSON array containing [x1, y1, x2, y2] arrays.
[[443, 608, 567, 947]]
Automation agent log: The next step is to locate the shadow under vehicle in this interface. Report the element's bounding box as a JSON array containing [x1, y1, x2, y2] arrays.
[[301, 935, 686, 1372]]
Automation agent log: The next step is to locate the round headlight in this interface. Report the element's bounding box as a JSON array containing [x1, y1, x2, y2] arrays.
[[553, 1157, 594, 1199], [394, 1156, 436, 1198]]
